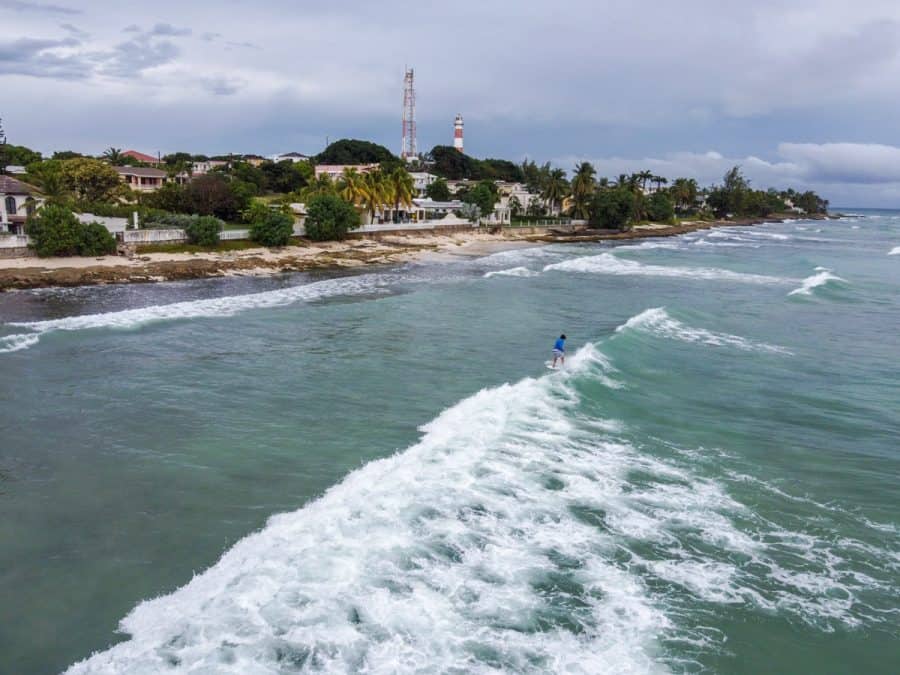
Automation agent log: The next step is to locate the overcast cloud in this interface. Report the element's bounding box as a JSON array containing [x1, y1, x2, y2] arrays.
[[2, 0, 900, 205]]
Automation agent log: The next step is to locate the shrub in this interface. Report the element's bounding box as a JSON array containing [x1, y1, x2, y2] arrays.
[[26, 204, 116, 257], [304, 194, 360, 241], [184, 215, 224, 246], [77, 221, 117, 256], [647, 192, 675, 223], [589, 188, 635, 230], [250, 211, 294, 247]]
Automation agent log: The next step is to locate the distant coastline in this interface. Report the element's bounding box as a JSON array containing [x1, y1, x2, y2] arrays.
[[0, 213, 837, 291]]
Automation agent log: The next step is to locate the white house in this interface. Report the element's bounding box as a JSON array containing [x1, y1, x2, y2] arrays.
[[270, 152, 311, 164], [0, 175, 40, 234], [409, 172, 438, 196]]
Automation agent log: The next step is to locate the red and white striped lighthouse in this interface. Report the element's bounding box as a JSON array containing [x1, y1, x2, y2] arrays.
[[453, 114, 464, 152]]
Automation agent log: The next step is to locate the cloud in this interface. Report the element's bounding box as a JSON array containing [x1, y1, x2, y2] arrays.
[[60, 22, 89, 40], [201, 32, 222, 42], [100, 37, 180, 77], [777, 143, 900, 184], [0, 0, 79, 14], [197, 75, 244, 96], [0, 36, 88, 78], [147, 22, 191, 37]]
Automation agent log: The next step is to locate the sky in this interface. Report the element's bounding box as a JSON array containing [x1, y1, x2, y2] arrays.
[[2, 0, 900, 206]]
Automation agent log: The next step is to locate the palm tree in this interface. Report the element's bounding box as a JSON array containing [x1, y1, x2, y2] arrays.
[[508, 195, 523, 218], [670, 178, 698, 212], [541, 168, 569, 215], [570, 161, 596, 219], [638, 170, 653, 191], [389, 167, 414, 222], [299, 174, 335, 201], [103, 147, 123, 164], [338, 168, 364, 207], [360, 171, 388, 223], [34, 171, 69, 204], [652, 176, 668, 192]]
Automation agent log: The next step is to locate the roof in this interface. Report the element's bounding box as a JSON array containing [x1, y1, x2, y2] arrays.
[[122, 150, 158, 163], [0, 175, 38, 194], [114, 166, 168, 178]]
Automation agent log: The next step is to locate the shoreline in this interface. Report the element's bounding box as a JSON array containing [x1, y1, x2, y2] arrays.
[[0, 214, 835, 291]]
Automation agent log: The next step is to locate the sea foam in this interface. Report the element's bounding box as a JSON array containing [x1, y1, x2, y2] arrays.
[[615, 308, 791, 354], [484, 266, 540, 278], [544, 253, 785, 285], [788, 267, 846, 296], [3, 274, 389, 353]]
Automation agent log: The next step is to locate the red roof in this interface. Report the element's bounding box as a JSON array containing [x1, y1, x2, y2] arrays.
[[122, 150, 158, 164]]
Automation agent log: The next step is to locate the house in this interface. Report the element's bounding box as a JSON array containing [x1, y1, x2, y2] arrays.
[[242, 154, 267, 167], [0, 175, 40, 234], [409, 198, 465, 222], [409, 172, 438, 196], [270, 152, 311, 164], [115, 166, 167, 193], [121, 150, 159, 165], [313, 164, 379, 181], [191, 159, 229, 175]]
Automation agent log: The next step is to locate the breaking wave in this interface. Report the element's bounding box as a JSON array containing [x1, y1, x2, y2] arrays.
[[65, 317, 894, 673], [2, 275, 390, 354], [788, 267, 847, 297], [615, 308, 792, 354], [484, 266, 540, 278], [543, 253, 785, 285]]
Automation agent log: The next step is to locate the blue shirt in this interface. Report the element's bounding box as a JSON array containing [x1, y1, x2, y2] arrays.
[[554, 338, 565, 352]]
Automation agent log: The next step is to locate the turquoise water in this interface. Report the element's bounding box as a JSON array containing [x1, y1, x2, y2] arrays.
[[1, 212, 898, 674]]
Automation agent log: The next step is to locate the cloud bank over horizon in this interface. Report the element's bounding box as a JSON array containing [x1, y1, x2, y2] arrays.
[[2, 0, 900, 205]]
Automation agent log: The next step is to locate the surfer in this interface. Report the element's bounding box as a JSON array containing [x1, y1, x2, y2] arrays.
[[551, 334, 566, 369]]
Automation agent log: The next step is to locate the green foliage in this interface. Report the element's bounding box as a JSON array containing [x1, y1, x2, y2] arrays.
[[60, 158, 123, 202], [479, 158, 525, 182], [26, 203, 115, 257], [182, 174, 252, 221], [570, 162, 597, 219], [462, 181, 497, 216], [184, 215, 224, 246], [142, 182, 188, 213], [77, 221, 118, 255], [590, 187, 635, 230], [316, 139, 398, 165], [3, 144, 42, 167], [250, 211, 295, 247], [425, 177, 451, 201], [794, 190, 828, 214], [428, 145, 482, 180], [304, 194, 360, 241], [260, 160, 311, 193], [458, 202, 481, 222], [647, 192, 675, 223], [52, 150, 84, 160]]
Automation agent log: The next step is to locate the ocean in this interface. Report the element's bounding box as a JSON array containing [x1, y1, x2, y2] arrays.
[[1, 211, 898, 674]]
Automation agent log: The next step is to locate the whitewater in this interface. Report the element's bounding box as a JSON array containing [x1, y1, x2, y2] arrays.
[[3, 212, 899, 674]]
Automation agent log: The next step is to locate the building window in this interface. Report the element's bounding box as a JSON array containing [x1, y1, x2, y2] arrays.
[[4, 196, 16, 216]]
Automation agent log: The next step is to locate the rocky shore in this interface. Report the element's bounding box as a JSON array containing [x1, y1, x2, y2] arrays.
[[0, 214, 837, 291]]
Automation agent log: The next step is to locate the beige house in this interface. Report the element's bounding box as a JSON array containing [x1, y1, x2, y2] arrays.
[[314, 164, 379, 181], [0, 175, 40, 234], [115, 166, 168, 193]]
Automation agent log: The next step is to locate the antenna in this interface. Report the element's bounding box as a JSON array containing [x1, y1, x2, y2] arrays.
[[401, 68, 417, 160]]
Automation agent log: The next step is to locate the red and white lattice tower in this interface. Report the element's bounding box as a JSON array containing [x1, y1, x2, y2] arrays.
[[454, 113, 464, 152], [401, 68, 417, 160]]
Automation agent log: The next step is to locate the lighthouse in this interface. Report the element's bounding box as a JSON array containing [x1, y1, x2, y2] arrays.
[[453, 114, 464, 152]]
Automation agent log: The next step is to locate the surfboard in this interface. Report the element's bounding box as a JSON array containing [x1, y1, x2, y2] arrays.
[[545, 362, 559, 371]]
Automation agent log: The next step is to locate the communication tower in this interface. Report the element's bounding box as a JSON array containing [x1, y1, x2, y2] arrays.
[[401, 68, 417, 160]]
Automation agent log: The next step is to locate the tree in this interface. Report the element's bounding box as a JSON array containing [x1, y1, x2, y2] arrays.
[[184, 215, 223, 246], [3, 144, 42, 168], [652, 175, 668, 192], [669, 178, 698, 212], [388, 167, 414, 219], [463, 181, 497, 217], [508, 195, 523, 217], [250, 211, 294, 246], [52, 150, 84, 160], [60, 158, 123, 203], [315, 139, 398, 165], [26, 203, 115, 257], [708, 166, 750, 216], [103, 147, 124, 164], [590, 187, 635, 230], [183, 174, 250, 221], [143, 182, 187, 212], [527, 196, 547, 217], [458, 202, 481, 222], [304, 194, 361, 241], [260, 160, 311, 193], [647, 191, 675, 223], [570, 161, 596, 219], [299, 174, 336, 201], [541, 168, 569, 215], [425, 177, 451, 201]]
